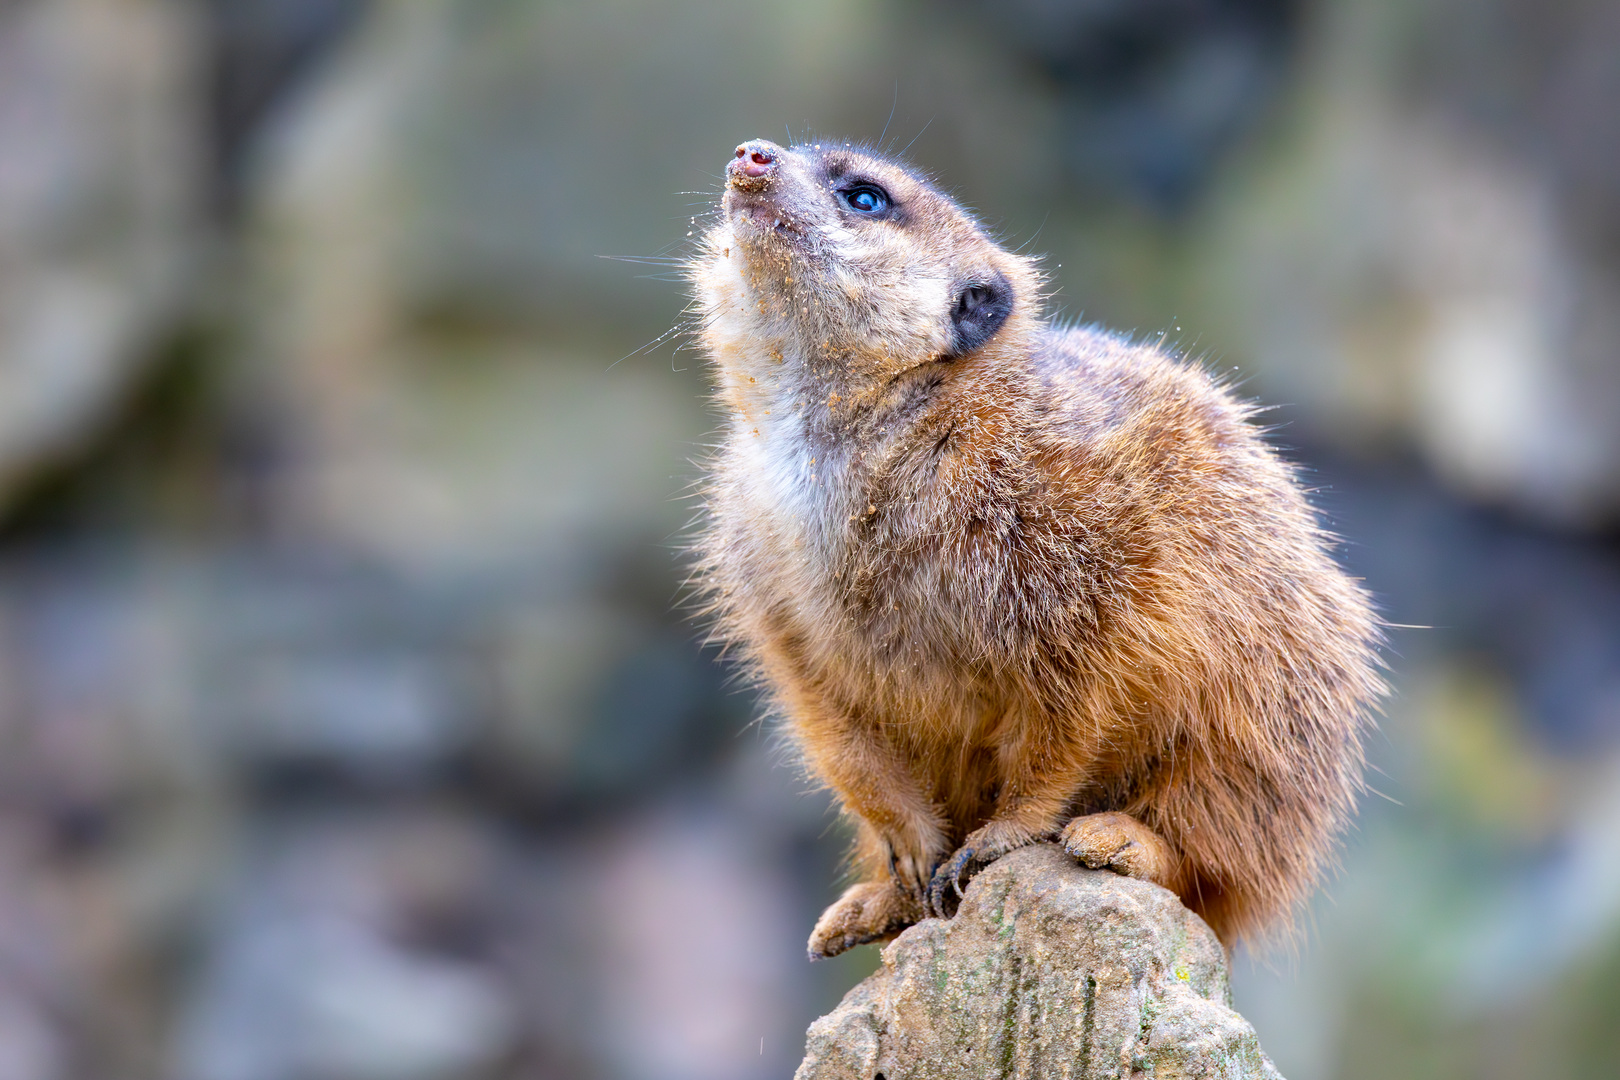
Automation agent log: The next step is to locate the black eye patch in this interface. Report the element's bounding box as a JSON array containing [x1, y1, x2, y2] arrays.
[[834, 177, 898, 220], [841, 184, 889, 214], [947, 272, 1012, 356]]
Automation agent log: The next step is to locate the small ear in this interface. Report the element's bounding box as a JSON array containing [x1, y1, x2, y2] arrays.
[[947, 271, 1013, 357]]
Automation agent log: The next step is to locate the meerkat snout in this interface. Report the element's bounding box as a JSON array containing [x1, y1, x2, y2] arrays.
[[728, 140, 780, 192]]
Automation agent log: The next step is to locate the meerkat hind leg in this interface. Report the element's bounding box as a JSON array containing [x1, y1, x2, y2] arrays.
[[808, 879, 923, 959], [1060, 811, 1178, 889]]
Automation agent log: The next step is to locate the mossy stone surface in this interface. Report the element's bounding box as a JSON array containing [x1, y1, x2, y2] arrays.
[[797, 844, 1283, 1080]]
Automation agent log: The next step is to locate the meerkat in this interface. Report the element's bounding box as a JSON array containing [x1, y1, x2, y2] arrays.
[[688, 138, 1383, 959]]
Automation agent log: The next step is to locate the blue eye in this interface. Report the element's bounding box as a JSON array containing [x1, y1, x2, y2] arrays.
[[842, 185, 889, 214]]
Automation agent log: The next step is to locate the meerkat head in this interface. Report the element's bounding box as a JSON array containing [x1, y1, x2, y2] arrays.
[[693, 139, 1042, 386]]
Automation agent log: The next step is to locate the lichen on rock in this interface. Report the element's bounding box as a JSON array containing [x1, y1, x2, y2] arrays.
[[796, 844, 1283, 1080]]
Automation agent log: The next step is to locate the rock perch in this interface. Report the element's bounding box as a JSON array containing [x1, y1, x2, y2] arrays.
[[795, 845, 1283, 1080]]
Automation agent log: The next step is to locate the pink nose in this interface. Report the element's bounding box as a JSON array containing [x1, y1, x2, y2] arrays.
[[728, 140, 781, 190]]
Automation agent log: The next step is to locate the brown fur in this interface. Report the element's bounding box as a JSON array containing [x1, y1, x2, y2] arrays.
[[688, 139, 1384, 958]]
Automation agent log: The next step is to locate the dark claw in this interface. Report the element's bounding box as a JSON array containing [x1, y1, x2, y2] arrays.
[[815, 926, 893, 961], [926, 846, 977, 919]]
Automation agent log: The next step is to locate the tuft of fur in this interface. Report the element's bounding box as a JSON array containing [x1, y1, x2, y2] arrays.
[[687, 139, 1384, 957]]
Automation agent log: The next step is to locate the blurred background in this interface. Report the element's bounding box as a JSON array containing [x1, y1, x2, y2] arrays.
[[0, 1, 1617, 1078]]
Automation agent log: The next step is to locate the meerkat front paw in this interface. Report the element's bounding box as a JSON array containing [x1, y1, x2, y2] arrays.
[[1061, 811, 1177, 888], [925, 823, 1044, 918], [925, 845, 987, 919], [808, 880, 923, 959]]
